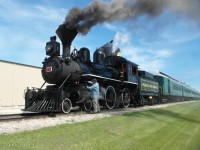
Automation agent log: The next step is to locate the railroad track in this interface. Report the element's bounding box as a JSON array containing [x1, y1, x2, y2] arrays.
[[0, 108, 83, 122], [0, 101, 194, 122], [0, 113, 46, 122]]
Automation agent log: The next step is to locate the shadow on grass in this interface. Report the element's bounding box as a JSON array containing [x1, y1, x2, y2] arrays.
[[124, 109, 200, 124]]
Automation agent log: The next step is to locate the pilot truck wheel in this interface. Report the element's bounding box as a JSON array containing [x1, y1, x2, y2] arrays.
[[61, 98, 72, 113]]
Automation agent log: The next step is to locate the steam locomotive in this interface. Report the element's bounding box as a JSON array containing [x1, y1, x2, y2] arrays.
[[24, 24, 200, 113]]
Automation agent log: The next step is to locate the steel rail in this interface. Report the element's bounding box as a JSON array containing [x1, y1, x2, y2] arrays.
[[0, 113, 44, 122]]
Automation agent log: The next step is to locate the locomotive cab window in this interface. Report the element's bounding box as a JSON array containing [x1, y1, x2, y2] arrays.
[[131, 66, 137, 75], [122, 63, 127, 72]]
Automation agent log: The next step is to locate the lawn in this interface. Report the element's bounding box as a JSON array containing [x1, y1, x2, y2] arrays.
[[0, 101, 200, 150]]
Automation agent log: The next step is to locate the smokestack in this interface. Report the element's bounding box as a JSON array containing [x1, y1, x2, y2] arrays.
[[56, 24, 78, 58]]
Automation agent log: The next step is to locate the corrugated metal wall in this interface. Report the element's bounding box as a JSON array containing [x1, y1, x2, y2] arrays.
[[0, 61, 44, 106]]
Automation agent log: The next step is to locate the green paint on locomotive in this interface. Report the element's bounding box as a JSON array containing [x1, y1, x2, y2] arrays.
[[140, 78, 159, 93]]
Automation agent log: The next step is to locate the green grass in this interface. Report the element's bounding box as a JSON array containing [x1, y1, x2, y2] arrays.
[[1, 101, 200, 150]]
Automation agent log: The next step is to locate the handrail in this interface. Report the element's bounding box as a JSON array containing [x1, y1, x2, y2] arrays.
[[40, 81, 46, 89], [58, 73, 72, 90]]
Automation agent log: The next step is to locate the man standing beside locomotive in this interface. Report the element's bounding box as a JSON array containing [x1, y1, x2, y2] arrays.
[[87, 78, 100, 113]]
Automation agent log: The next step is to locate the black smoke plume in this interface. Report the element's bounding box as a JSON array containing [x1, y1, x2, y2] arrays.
[[64, 0, 200, 34]]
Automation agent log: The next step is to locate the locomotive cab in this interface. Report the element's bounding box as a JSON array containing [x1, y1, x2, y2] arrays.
[[126, 61, 138, 83], [104, 56, 138, 83]]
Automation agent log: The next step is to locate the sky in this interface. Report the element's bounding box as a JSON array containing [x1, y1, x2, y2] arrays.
[[0, 0, 200, 91]]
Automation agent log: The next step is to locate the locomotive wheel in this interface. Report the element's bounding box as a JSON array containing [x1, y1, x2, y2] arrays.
[[61, 98, 72, 113], [105, 86, 116, 109], [139, 96, 145, 106], [83, 100, 93, 112], [122, 88, 130, 108]]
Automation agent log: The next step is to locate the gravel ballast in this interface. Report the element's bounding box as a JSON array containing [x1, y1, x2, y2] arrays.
[[0, 101, 195, 134]]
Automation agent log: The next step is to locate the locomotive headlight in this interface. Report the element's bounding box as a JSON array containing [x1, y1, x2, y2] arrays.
[[45, 36, 60, 56], [45, 43, 53, 53]]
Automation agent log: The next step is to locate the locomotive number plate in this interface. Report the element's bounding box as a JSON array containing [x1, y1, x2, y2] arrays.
[[46, 66, 52, 72]]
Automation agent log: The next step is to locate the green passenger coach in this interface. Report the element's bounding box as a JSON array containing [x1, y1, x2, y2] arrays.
[[154, 72, 200, 102]]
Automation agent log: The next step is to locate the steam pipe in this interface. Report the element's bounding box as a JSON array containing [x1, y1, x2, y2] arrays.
[[62, 44, 71, 59]]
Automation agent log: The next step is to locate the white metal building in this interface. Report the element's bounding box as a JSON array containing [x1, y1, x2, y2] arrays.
[[0, 60, 44, 107]]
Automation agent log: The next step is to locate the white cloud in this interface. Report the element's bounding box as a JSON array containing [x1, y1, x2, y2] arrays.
[[0, 26, 45, 66], [103, 23, 119, 31], [177, 70, 200, 92], [103, 23, 126, 32], [113, 31, 129, 50], [121, 46, 165, 71], [0, 1, 67, 23], [146, 49, 173, 58], [181, 70, 200, 80], [110, 30, 173, 71], [156, 50, 172, 58], [33, 5, 67, 22], [0, 0, 68, 65], [161, 32, 200, 44]]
